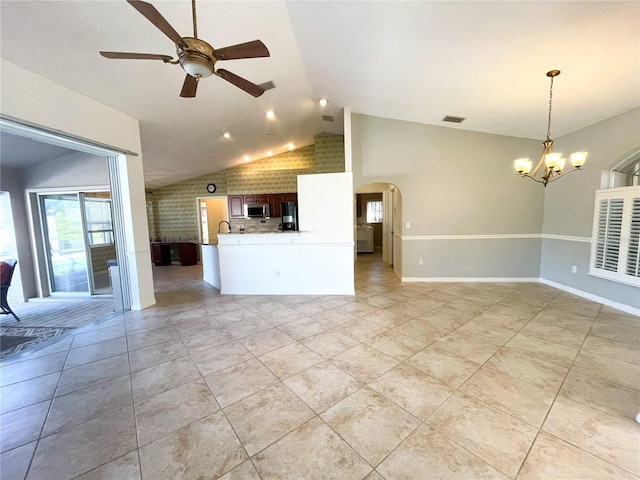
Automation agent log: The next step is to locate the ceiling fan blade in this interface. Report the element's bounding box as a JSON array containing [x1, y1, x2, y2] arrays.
[[214, 40, 270, 60], [100, 51, 174, 62], [127, 0, 186, 48], [180, 74, 198, 98], [216, 69, 265, 97]]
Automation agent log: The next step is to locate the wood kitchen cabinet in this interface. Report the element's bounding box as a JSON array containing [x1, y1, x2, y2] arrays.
[[269, 194, 282, 218], [282, 193, 297, 202], [228, 195, 245, 218], [228, 193, 298, 219], [151, 242, 197, 266]]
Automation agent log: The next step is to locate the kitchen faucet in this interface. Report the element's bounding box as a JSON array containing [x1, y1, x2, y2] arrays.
[[217, 221, 231, 233]]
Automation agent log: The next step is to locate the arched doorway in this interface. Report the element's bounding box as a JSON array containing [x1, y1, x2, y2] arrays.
[[355, 182, 402, 275]]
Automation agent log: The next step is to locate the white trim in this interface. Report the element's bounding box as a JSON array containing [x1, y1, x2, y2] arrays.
[[399, 233, 591, 243], [343, 107, 352, 173], [401, 234, 540, 241], [402, 277, 540, 283], [541, 234, 591, 243], [540, 278, 640, 317]]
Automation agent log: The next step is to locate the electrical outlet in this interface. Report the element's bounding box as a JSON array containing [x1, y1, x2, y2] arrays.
[[571, 265, 577, 273], [406, 222, 411, 229], [418, 257, 423, 265]]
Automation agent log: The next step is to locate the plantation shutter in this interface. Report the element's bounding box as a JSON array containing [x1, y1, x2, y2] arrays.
[[626, 198, 640, 277], [590, 187, 640, 286], [593, 198, 623, 271]]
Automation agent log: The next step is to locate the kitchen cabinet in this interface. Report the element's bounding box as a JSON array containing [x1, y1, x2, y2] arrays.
[[151, 242, 171, 266], [282, 193, 297, 202], [228, 193, 297, 219], [270, 194, 282, 218], [228, 195, 244, 218], [151, 242, 197, 266]]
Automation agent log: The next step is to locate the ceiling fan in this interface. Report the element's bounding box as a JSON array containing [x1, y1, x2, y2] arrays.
[[100, 0, 270, 98]]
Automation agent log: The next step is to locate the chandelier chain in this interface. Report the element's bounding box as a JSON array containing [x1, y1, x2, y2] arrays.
[[547, 75, 554, 141]]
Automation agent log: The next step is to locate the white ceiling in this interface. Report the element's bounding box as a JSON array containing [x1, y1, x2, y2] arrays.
[[1, 1, 638, 188]]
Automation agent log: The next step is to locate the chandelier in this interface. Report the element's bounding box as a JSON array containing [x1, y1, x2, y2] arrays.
[[514, 70, 587, 186]]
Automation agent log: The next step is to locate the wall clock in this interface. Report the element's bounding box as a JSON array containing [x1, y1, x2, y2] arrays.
[[206, 183, 216, 193]]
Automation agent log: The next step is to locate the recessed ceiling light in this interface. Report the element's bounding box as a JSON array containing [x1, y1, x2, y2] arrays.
[[223, 132, 231, 139], [287, 143, 294, 150], [266, 110, 275, 120], [267, 150, 273, 156], [319, 98, 328, 107], [243, 155, 250, 162]]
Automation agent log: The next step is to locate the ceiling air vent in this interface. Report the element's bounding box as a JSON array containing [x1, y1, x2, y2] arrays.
[[258, 80, 276, 91], [322, 115, 334, 122], [442, 115, 466, 123]]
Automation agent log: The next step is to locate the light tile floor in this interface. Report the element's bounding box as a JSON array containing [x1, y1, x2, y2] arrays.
[[1, 253, 639, 479]]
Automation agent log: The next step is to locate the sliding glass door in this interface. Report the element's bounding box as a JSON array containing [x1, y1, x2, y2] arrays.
[[39, 192, 115, 295], [40, 193, 89, 293]]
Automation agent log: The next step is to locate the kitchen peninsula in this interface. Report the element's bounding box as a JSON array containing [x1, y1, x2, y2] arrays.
[[201, 172, 355, 296]]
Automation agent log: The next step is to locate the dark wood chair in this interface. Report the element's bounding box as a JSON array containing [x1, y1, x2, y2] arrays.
[[0, 259, 20, 321]]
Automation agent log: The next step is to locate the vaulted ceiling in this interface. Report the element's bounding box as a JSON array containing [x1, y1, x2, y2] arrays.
[[1, 1, 638, 188]]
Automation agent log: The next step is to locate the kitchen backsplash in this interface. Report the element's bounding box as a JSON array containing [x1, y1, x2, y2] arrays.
[[229, 217, 281, 233], [147, 133, 344, 241]]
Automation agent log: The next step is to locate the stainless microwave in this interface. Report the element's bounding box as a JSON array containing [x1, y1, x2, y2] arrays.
[[244, 203, 270, 219]]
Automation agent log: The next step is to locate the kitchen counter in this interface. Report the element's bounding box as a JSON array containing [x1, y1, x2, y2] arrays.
[[217, 231, 301, 245], [215, 230, 353, 295]]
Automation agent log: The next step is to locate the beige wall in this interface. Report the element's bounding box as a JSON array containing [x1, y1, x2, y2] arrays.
[[540, 108, 640, 310], [148, 133, 345, 242], [351, 113, 544, 279]]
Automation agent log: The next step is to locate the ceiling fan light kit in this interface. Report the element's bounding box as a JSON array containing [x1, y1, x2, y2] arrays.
[[178, 38, 215, 78], [99, 0, 270, 97], [514, 70, 587, 187]]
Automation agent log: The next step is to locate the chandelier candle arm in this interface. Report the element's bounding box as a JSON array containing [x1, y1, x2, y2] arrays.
[[513, 70, 587, 186]]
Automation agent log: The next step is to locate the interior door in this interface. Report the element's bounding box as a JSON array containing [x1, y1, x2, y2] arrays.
[[200, 201, 209, 244]]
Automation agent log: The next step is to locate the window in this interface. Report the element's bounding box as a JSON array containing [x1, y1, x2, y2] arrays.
[[366, 200, 383, 223], [84, 199, 114, 246], [590, 186, 640, 286]]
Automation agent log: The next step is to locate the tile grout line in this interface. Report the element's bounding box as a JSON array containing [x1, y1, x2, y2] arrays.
[[511, 302, 604, 479]]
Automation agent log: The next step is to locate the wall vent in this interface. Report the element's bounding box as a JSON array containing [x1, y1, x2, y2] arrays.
[[442, 115, 466, 123], [322, 115, 334, 122], [258, 80, 276, 91]]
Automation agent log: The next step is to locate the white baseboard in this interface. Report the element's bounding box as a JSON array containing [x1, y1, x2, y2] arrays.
[[402, 277, 540, 283], [539, 278, 640, 317], [401, 276, 639, 316]]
